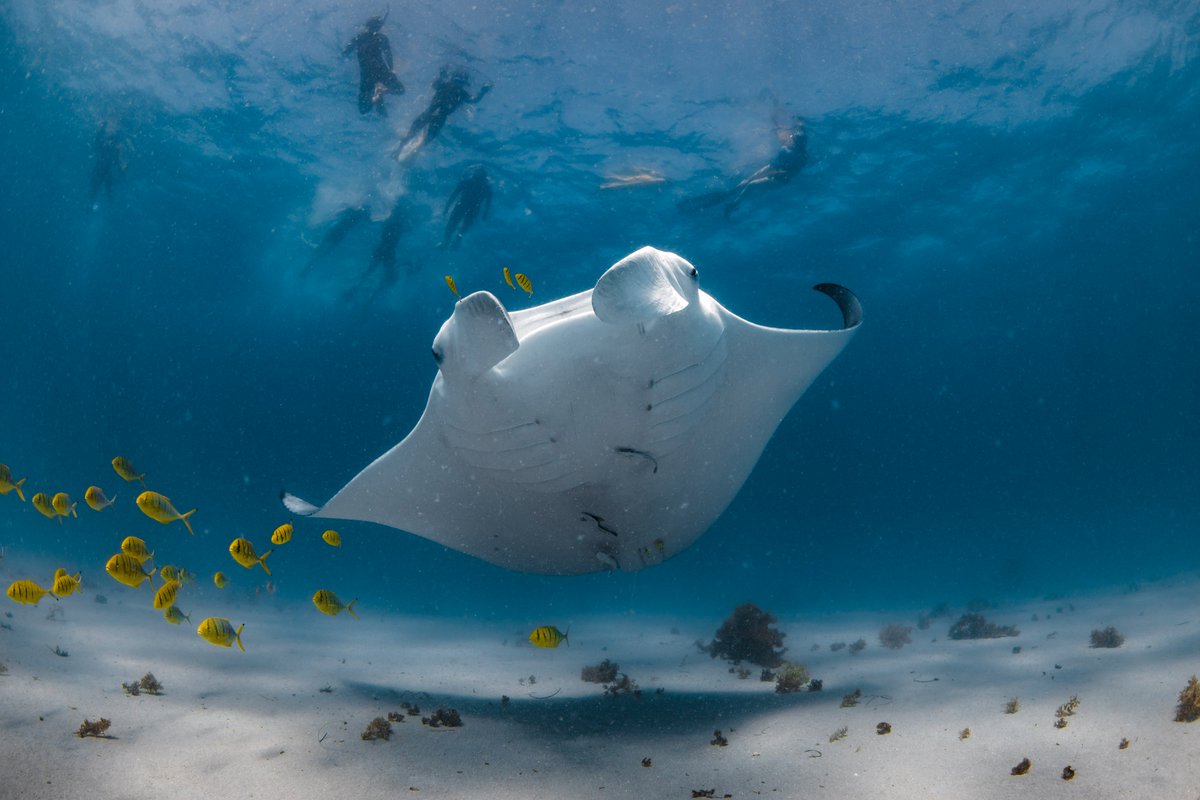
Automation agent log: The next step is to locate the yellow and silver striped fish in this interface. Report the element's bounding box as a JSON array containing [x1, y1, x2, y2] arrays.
[[85, 485, 116, 511], [321, 529, 341, 548], [52, 571, 82, 598], [270, 522, 293, 546], [112, 456, 147, 487], [197, 617, 245, 651], [120, 536, 154, 565], [312, 589, 358, 619], [51, 492, 78, 519], [6, 579, 54, 606], [229, 537, 272, 575], [515, 272, 533, 296], [136, 491, 196, 535], [528, 625, 568, 649], [162, 605, 191, 625], [0, 464, 26, 501], [152, 579, 182, 611], [31, 493, 60, 522], [445, 274, 461, 298], [105, 553, 156, 588]]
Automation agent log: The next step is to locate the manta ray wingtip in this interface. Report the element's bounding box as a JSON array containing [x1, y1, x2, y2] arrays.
[[812, 283, 863, 330], [281, 491, 320, 517]]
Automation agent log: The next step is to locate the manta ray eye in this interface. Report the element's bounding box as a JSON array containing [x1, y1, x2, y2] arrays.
[[689, 267, 698, 279], [431, 347, 444, 365]]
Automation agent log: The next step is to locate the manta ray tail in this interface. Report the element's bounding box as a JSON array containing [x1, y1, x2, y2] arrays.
[[281, 491, 320, 517]]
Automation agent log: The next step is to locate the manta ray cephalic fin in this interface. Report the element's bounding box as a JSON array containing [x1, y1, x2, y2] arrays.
[[433, 291, 520, 380], [591, 246, 693, 325]]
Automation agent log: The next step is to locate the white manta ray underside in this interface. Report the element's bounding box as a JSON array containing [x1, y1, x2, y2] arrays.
[[285, 246, 861, 575]]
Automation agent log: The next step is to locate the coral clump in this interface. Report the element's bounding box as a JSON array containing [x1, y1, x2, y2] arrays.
[[828, 725, 848, 743], [959, 728, 971, 740], [361, 717, 392, 741], [773, 662, 810, 694], [1011, 757, 1032, 776], [1005, 697, 1020, 714], [78, 718, 112, 738], [878, 624, 913, 650], [1090, 626, 1125, 648], [421, 708, 462, 728], [1175, 676, 1200, 723], [139, 673, 163, 694], [710, 730, 728, 746], [841, 688, 862, 708], [387, 711, 404, 723], [949, 613, 1019, 640], [581, 659, 620, 683], [704, 602, 786, 668], [876, 722, 892, 735], [848, 638, 867, 655]]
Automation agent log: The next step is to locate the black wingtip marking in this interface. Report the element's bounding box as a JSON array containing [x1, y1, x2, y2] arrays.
[[812, 283, 863, 330]]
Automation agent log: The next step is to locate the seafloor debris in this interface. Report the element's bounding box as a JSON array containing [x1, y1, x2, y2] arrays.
[[49, 645, 68, 658], [604, 673, 640, 697], [773, 662, 810, 694], [387, 711, 404, 723], [0, 661, 8, 675], [829, 642, 847, 652], [878, 624, 913, 650], [807, 678, 823, 692], [123, 672, 163, 696], [78, 718, 112, 738], [1119, 737, 1130, 749], [829, 726, 848, 743], [361, 717, 392, 741], [641, 757, 652, 768], [401, 701, 421, 716], [760, 668, 775, 682], [959, 728, 971, 740], [1062, 765, 1076, 780], [1005, 697, 1021, 714], [1175, 676, 1200, 723], [949, 613, 1019, 640], [1055, 695, 1080, 725], [691, 791, 716, 799], [848, 638, 867, 655], [1090, 626, 1125, 648], [421, 708, 462, 728], [710, 730, 728, 747], [703, 602, 786, 668], [581, 659, 620, 683], [841, 688, 862, 708], [1054, 717, 1068, 729], [876, 722, 892, 735], [1011, 757, 1032, 776]]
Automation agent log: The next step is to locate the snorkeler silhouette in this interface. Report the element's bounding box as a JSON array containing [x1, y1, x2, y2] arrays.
[[343, 14, 405, 116], [303, 205, 370, 275], [89, 120, 128, 207], [347, 197, 407, 302], [442, 165, 492, 249], [678, 116, 808, 217], [395, 67, 491, 161]]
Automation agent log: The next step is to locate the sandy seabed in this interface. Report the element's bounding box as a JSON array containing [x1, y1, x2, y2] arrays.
[[1, 571, 1199, 800]]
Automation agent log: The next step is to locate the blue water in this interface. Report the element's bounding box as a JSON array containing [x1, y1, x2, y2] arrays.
[[2, 1, 1198, 621]]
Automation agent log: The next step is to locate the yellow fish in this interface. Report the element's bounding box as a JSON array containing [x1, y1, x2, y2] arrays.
[[6, 579, 55, 606], [213, 571, 230, 589], [515, 272, 533, 296], [322, 529, 341, 548], [270, 522, 293, 546], [312, 589, 358, 619], [112, 456, 147, 487], [105, 553, 156, 588], [84, 486, 116, 511], [152, 579, 182, 610], [162, 605, 191, 625], [503, 266, 515, 289], [53, 567, 67, 580], [0, 464, 26, 501], [197, 617, 245, 652], [136, 491, 196, 535], [229, 537, 272, 575], [52, 571, 82, 598], [120, 536, 154, 565], [445, 274, 460, 298], [528, 625, 569, 649], [51, 492, 78, 519], [177, 567, 197, 585], [32, 493, 60, 522], [159, 565, 179, 583]]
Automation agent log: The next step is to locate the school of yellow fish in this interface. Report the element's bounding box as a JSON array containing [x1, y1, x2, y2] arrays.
[[1, 457, 363, 654], [4, 358, 568, 655]]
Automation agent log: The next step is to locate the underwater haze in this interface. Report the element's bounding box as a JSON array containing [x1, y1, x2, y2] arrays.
[[2, 0, 1198, 620]]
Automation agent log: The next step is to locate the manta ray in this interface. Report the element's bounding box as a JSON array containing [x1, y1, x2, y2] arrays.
[[285, 246, 861, 575]]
